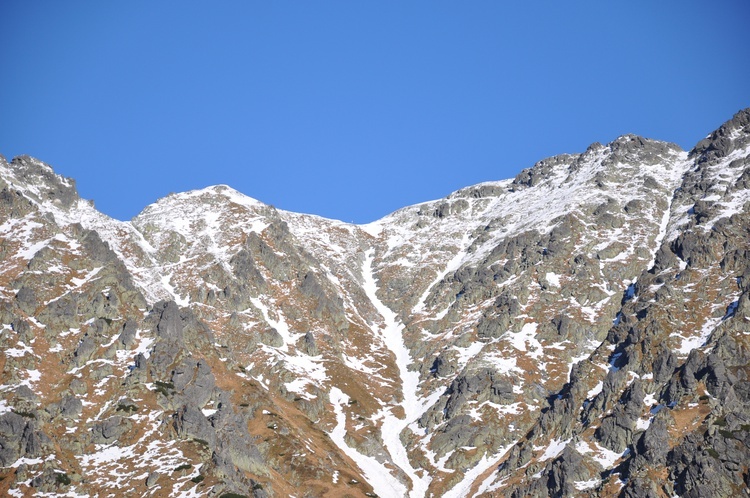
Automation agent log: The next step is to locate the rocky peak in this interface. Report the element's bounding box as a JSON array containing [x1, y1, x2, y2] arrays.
[[511, 134, 682, 195], [605, 134, 683, 165], [690, 108, 750, 165], [510, 153, 575, 189], [0, 155, 79, 210]]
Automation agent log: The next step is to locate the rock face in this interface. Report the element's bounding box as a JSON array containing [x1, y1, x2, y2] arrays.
[[0, 109, 749, 497]]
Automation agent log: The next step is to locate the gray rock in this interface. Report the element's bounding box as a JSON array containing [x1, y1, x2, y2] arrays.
[[73, 334, 97, 366], [546, 445, 590, 497], [302, 330, 318, 356], [299, 271, 347, 326], [620, 477, 664, 498], [0, 186, 35, 218], [27, 245, 56, 271], [145, 471, 160, 488], [11, 318, 33, 343], [230, 248, 265, 288], [10, 155, 79, 208], [430, 415, 487, 458], [171, 358, 216, 409], [432, 351, 456, 378], [30, 468, 72, 492], [251, 480, 270, 498], [15, 385, 37, 402], [511, 155, 568, 188], [210, 392, 267, 475], [550, 314, 583, 341], [506, 444, 591, 498], [155, 300, 183, 341], [117, 320, 138, 349], [91, 416, 131, 444], [667, 433, 740, 498], [14, 285, 37, 314], [653, 345, 678, 383], [80, 229, 118, 265], [595, 402, 638, 452], [0, 412, 27, 466], [146, 301, 216, 387], [69, 378, 87, 395], [171, 357, 199, 391], [421, 199, 470, 218], [663, 349, 707, 405], [690, 108, 750, 165], [455, 183, 507, 198], [259, 327, 284, 348], [420, 367, 514, 437], [38, 294, 79, 331], [22, 421, 51, 459], [60, 395, 83, 419], [623, 198, 645, 214], [444, 372, 483, 419], [628, 412, 671, 473], [172, 405, 217, 449], [476, 292, 521, 338]]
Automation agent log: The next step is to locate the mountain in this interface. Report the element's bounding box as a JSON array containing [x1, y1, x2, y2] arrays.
[[0, 108, 748, 497]]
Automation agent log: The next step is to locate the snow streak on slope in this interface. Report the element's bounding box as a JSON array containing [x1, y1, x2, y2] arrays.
[[360, 249, 433, 498], [441, 444, 513, 498], [249, 297, 298, 352], [646, 152, 691, 268], [412, 233, 470, 315], [328, 387, 408, 498]]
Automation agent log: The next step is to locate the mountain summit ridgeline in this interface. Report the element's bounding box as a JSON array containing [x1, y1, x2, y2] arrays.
[[1, 109, 749, 497]]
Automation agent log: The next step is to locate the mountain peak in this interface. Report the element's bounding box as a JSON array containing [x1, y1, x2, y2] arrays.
[[690, 107, 750, 164], [133, 183, 270, 225], [0, 154, 79, 210]]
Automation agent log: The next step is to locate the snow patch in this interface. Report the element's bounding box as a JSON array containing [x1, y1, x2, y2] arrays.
[[506, 322, 543, 360], [545, 272, 561, 288], [443, 444, 513, 498], [537, 438, 570, 462], [587, 381, 603, 399]]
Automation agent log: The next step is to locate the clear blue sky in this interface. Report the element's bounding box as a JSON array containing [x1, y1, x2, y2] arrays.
[[1, 1, 748, 223]]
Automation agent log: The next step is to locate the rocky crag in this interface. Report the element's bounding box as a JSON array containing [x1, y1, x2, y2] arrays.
[[0, 108, 748, 497]]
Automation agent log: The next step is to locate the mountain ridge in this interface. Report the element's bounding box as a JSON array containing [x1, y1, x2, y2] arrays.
[[0, 129, 687, 228], [0, 108, 748, 497]]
